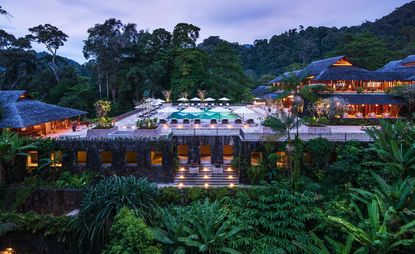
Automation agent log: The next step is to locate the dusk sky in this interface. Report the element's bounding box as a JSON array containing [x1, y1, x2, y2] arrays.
[[0, 0, 411, 63]]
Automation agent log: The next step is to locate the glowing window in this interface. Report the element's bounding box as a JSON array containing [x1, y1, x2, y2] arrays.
[[125, 151, 138, 165], [77, 151, 87, 164], [276, 151, 288, 167], [50, 151, 62, 167], [100, 151, 112, 165], [26, 151, 38, 168], [250, 152, 262, 166], [151, 151, 162, 166]]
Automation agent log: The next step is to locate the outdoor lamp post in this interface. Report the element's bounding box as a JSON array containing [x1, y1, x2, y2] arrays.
[[293, 95, 304, 138]]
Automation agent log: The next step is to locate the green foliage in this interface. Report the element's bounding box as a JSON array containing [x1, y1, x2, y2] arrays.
[[294, 232, 356, 254], [304, 138, 335, 179], [329, 32, 393, 70], [329, 199, 415, 253], [224, 184, 320, 253], [155, 199, 241, 254], [103, 207, 161, 254], [0, 211, 71, 241], [136, 117, 158, 129], [365, 120, 415, 178], [327, 142, 373, 189], [351, 173, 415, 223], [53, 170, 99, 189], [73, 176, 159, 253], [0, 130, 37, 183]]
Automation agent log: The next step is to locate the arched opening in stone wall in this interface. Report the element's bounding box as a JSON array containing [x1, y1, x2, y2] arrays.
[[77, 151, 87, 165], [151, 151, 163, 166], [50, 151, 63, 167], [177, 145, 189, 165], [100, 151, 112, 166], [125, 151, 138, 166], [200, 145, 211, 165], [26, 151, 38, 168], [223, 145, 234, 164], [250, 152, 262, 166]]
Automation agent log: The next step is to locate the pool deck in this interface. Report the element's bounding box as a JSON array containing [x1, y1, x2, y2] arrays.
[[51, 105, 371, 142]]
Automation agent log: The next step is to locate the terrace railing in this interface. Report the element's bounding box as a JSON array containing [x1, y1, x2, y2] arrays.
[[172, 127, 240, 136], [240, 130, 372, 142]]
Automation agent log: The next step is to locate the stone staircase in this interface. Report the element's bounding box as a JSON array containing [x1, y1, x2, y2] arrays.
[[174, 165, 238, 187]]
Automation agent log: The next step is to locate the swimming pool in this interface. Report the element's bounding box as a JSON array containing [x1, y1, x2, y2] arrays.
[[168, 109, 238, 120]]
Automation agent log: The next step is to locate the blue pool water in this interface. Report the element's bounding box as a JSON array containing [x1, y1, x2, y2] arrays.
[[168, 109, 238, 120]]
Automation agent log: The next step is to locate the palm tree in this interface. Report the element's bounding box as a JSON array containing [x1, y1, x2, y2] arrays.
[[0, 130, 37, 183], [162, 90, 172, 103], [329, 199, 415, 254]]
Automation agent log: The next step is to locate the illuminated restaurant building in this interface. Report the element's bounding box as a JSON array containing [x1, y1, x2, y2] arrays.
[[255, 55, 415, 118], [0, 90, 87, 136]]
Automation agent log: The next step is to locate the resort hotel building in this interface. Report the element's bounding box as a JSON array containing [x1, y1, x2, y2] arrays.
[[0, 55, 414, 187]]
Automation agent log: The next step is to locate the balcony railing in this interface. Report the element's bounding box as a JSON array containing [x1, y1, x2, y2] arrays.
[[240, 130, 372, 142]]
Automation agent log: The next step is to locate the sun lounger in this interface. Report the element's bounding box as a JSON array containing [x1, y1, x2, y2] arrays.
[[247, 119, 255, 124], [210, 119, 217, 124], [234, 119, 242, 124], [222, 119, 229, 124], [194, 119, 201, 124], [171, 119, 178, 124], [183, 119, 190, 124]]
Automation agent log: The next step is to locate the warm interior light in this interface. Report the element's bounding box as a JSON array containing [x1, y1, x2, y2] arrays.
[[204, 167, 209, 171], [179, 175, 184, 179], [229, 183, 234, 188], [204, 175, 209, 179], [180, 167, 185, 172], [227, 167, 232, 171], [228, 175, 233, 179], [178, 183, 184, 188], [204, 183, 209, 188]]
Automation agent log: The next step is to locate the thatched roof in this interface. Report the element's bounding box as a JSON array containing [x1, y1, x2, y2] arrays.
[[401, 55, 415, 65], [268, 70, 302, 84], [298, 56, 346, 77], [252, 86, 271, 96], [314, 66, 403, 81], [0, 90, 87, 128], [377, 55, 415, 80], [260, 91, 287, 100], [319, 93, 406, 105]]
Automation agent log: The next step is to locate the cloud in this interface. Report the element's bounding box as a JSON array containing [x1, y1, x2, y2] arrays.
[[0, 0, 410, 63]]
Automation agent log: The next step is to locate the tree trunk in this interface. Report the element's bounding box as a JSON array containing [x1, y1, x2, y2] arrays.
[[106, 75, 109, 98], [48, 61, 60, 83]]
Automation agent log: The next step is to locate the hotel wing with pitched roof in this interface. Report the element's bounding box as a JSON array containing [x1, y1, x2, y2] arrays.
[[255, 55, 415, 118]]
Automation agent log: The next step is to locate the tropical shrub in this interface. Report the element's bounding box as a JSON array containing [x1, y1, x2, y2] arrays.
[[329, 199, 415, 254], [73, 176, 158, 253], [365, 120, 415, 178], [103, 207, 161, 254], [136, 117, 158, 129], [93, 100, 114, 128], [0, 211, 71, 241], [0, 130, 37, 183], [224, 184, 320, 253], [154, 199, 241, 254], [351, 173, 415, 223], [304, 138, 335, 180], [295, 232, 357, 254]]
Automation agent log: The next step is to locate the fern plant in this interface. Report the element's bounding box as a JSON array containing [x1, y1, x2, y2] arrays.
[[223, 184, 320, 253], [154, 199, 241, 254], [294, 232, 356, 254]]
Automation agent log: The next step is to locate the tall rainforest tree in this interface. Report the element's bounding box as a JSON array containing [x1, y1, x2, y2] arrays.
[[329, 32, 393, 70], [171, 23, 200, 48], [28, 24, 68, 82], [84, 19, 138, 100], [207, 42, 253, 101]]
